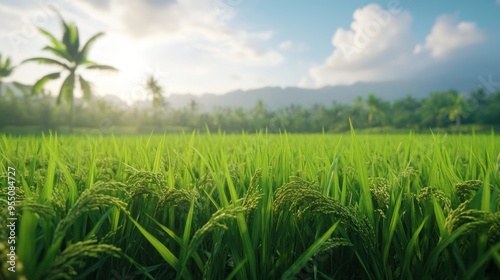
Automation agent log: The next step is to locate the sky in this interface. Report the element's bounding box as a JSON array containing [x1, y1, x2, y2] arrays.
[[1, 0, 499, 102]]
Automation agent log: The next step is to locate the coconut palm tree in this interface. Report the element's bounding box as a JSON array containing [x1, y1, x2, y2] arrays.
[[0, 54, 14, 97], [353, 96, 364, 111], [144, 74, 167, 127], [145, 74, 165, 110], [446, 91, 465, 130], [367, 93, 385, 128], [0, 54, 30, 98], [22, 14, 117, 133]]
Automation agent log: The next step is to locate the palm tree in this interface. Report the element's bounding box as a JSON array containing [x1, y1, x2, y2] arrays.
[[144, 74, 167, 127], [367, 93, 385, 128], [0, 54, 29, 98], [390, 94, 421, 129], [351, 96, 366, 126], [353, 96, 364, 111], [145, 74, 165, 110], [188, 99, 198, 114], [22, 14, 117, 133], [446, 92, 465, 130], [252, 100, 267, 129]]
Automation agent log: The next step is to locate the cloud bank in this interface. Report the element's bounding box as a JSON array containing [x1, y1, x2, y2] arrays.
[[301, 4, 487, 88]]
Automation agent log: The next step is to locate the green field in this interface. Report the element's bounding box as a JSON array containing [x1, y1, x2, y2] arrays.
[[1, 131, 500, 279]]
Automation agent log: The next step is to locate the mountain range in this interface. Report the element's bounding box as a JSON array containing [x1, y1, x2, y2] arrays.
[[162, 76, 484, 111]]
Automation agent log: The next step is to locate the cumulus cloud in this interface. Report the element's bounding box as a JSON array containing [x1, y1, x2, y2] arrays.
[[414, 15, 486, 58], [301, 4, 487, 88], [301, 4, 417, 87]]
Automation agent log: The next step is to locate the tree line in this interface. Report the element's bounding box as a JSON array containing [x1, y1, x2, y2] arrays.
[[1, 87, 499, 134]]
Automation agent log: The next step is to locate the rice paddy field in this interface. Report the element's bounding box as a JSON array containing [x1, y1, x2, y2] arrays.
[[1, 131, 500, 279]]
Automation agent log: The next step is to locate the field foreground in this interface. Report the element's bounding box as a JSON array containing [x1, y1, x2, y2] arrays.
[[1, 132, 500, 279]]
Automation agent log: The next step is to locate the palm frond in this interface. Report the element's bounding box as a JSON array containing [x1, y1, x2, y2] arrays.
[[38, 28, 64, 50], [12, 81, 30, 89], [52, 11, 79, 62], [32, 72, 61, 95], [57, 73, 75, 106], [42, 46, 72, 62], [12, 82, 32, 96], [77, 32, 104, 64], [0, 55, 14, 78], [22, 57, 71, 70], [62, 21, 80, 60], [0, 67, 14, 78], [86, 64, 118, 71], [79, 75, 92, 101]]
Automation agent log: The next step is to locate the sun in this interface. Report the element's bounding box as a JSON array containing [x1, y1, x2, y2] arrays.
[[84, 34, 150, 101]]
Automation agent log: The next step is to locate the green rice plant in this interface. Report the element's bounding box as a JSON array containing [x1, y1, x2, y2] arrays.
[[274, 177, 380, 278], [43, 239, 121, 280], [417, 186, 452, 213], [242, 168, 263, 217], [455, 180, 482, 203], [489, 212, 500, 246], [445, 200, 492, 235], [281, 221, 340, 279], [369, 177, 390, 217], [52, 183, 128, 240], [1, 131, 499, 279]]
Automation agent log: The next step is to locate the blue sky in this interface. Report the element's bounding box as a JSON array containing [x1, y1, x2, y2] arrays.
[[237, 0, 499, 59], [1, 0, 499, 101]]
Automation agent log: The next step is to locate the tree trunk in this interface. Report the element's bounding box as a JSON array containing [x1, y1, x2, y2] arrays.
[[455, 115, 461, 130]]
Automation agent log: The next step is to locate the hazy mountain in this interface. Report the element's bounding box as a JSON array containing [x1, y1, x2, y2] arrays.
[[164, 77, 482, 111]]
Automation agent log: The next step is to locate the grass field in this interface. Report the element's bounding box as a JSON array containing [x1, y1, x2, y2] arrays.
[[1, 131, 500, 279]]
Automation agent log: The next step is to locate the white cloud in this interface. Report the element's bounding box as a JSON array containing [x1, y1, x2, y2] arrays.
[[72, 0, 282, 66], [301, 4, 486, 88], [301, 4, 417, 87], [279, 40, 292, 50], [414, 15, 486, 58]]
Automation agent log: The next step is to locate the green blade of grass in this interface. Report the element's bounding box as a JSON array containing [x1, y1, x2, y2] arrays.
[[127, 215, 187, 277], [281, 221, 339, 279], [177, 199, 196, 280], [401, 216, 429, 277]]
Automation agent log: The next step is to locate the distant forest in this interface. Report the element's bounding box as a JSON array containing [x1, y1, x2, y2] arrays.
[[1, 88, 499, 134]]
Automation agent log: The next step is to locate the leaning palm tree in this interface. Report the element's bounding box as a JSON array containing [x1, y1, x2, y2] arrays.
[[0, 54, 30, 98], [22, 14, 117, 133]]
